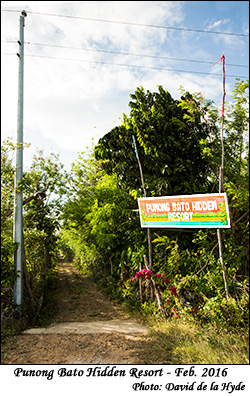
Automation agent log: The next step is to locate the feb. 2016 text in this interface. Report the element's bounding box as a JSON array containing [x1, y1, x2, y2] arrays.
[[13, 365, 247, 393]]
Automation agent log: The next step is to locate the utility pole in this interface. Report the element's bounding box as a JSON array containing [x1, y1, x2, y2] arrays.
[[13, 10, 27, 311]]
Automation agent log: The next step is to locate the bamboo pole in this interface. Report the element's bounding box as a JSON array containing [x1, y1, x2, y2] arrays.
[[144, 255, 167, 319], [132, 135, 153, 270], [217, 54, 230, 300], [139, 262, 143, 302]]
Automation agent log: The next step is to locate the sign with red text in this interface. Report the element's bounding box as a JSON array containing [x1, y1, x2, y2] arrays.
[[138, 193, 230, 228]]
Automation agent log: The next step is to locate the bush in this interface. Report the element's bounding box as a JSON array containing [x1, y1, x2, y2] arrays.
[[200, 296, 248, 330]]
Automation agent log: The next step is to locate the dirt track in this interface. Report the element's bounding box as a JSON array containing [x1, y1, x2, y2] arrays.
[[1, 262, 150, 364]]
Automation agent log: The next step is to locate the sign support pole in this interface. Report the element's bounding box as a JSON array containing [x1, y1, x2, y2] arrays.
[[217, 54, 230, 300], [132, 136, 152, 271]]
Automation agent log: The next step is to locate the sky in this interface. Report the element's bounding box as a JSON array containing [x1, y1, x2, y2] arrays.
[[1, 1, 249, 172]]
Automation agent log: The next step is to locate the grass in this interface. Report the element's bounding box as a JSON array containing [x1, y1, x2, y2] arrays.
[[92, 269, 249, 365], [138, 318, 249, 365]]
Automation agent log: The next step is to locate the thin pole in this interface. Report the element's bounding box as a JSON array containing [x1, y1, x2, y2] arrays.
[[219, 54, 225, 193], [132, 135, 147, 197], [217, 54, 230, 300], [132, 135, 152, 271], [13, 11, 27, 310]]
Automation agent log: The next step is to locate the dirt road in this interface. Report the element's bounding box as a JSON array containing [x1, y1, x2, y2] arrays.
[[1, 262, 150, 364]]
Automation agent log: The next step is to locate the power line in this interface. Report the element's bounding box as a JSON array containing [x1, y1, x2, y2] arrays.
[[2, 9, 249, 37], [26, 11, 250, 38], [23, 42, 250, 69], [2, 40, 249, 69], [21, 53, 249, 79]]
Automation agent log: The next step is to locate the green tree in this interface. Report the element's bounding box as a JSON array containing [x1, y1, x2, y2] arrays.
[[176, 80, 249, 327], [1, 142, 68, 322], [95, 85, 212, 197], [223, 79, 249, 277], [21, 152, 68, 315], [61, 151, 145, 285], [61, 81, 248, 329], [178, 80, 249, 278], [1, 140, 18, 301]]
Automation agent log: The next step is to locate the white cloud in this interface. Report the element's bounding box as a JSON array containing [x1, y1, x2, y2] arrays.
[[205, 17, 246, 51], [206, 18, 231, 31]]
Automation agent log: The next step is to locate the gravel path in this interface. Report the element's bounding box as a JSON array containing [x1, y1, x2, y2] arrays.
[[1, 262, 149, 364]]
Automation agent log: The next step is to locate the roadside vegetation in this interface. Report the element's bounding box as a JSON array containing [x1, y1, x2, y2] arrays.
[[1, 144, 68, 332], [137, 319, 248, 364], [60, 80, 249, 363], [1, 80, 249, 363]]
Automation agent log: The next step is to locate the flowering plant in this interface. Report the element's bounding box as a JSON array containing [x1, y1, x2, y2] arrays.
[[131, 269, 153, 280], [128, 269, 198, 320]]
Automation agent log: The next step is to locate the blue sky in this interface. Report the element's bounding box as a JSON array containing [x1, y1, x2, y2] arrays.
[[1, 1, 249, 171]]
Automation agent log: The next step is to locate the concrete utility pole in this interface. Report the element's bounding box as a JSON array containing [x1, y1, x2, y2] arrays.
[[13, 10, 27, 311]]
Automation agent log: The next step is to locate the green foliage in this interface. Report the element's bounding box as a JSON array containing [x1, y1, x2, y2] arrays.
[[61, 80, 248, 334], [1, 141, 18, 294], [3, 80, 248, 338], [142, 320, 249, 364], [200, 296, 248, 330], [61, 151, 145, 285], [95, 85, 212, 196], [1, 141, 67, 325]]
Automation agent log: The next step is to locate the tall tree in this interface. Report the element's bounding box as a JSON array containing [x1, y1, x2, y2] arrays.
[[1, 142, 67, 318], [95, 86, 213, 197]]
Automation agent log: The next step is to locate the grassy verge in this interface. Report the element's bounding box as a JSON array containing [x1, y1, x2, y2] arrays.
[[137, 317, 249, 365], [70, 264, 249, 365]]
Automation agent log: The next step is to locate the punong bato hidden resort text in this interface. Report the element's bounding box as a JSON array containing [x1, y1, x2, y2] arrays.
[[138, 193, 231, 229]]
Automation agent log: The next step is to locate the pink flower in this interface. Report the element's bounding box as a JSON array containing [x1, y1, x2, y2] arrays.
[[170, 286, 178, 296]]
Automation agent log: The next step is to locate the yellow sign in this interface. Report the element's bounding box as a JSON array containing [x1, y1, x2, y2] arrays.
[[138, 193, 230, 228]]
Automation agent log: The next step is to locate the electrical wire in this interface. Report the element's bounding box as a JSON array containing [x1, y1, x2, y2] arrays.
[[20, 53, 249, 79], [1, 8, 249, 37], [2, 40, 249, 69], [1, 10, 248, 79]]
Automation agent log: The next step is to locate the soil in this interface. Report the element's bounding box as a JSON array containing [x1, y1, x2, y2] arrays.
[[1, 261, 151, 365]]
